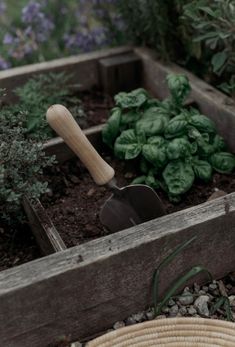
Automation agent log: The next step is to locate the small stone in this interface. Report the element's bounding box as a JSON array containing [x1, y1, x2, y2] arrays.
[[208, 283, 217, 292], [199, 290, 206, 295], [194, 295, 210, 316], [194, 283, 200, 293], [229, 295, 235, 307], [207, 190, 227, 201], [70, 175, 79, 184], [179, 307, 187, 316], [202, 286, 208, 292], [131, 312, 145, 322], [168, 299, 176, 307], [125, 316, 136, 326], [71, 343, 82, 347], [113, 321, 125, 330], [87, 188, 96, 197], [187, 306, 197, 316], [183, 286, 191, 293], [145, 309, 154, 320], [169, 304, 179, 317], [226, 284, 233, 290], [178, 293, 194, 306], [162, 306, 170, 313]]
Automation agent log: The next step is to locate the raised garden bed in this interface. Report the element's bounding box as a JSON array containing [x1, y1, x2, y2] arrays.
[[0, 46, 235, 347]]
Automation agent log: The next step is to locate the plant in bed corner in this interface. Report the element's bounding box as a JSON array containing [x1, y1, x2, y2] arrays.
[[102, 74, 235, 202], [3, 72, 85, 141], [0, 90, 55, 224]]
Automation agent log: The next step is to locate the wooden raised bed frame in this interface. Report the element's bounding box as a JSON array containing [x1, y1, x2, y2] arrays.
[[0, 46, 235, 347]]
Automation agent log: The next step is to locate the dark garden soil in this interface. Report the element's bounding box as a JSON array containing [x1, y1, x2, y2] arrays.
[[73, 89, 114, 129], [42, 151, 235, 248], [0, 89, 113, 272], [0, 222, 41, 272]]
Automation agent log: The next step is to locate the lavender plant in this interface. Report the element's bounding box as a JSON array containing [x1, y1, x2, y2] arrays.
[[0, 0, 124, 69]]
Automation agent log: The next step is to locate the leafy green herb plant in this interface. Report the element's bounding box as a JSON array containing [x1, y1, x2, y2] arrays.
[[5, 72, 85, 141], [0, 104, 55, 223], [102, 74, 235, 201]]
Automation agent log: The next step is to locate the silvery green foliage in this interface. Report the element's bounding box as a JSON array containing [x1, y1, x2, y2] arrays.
[[0, 106, 55, 223]]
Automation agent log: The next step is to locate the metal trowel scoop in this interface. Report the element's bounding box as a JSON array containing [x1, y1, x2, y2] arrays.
[[46, 105, 166, 232]]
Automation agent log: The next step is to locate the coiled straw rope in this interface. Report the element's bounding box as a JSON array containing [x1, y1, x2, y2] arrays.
[[87, 317, 235, 347]]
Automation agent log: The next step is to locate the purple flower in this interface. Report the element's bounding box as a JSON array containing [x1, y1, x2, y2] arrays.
[[0, 56, 10, 70], [0, 1, 6, 16], [22, 1, 41, 23], [3, 33, 15, 45]]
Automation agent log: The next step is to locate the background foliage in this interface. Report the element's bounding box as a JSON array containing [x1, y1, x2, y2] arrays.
[[0, 0, 125, 69]]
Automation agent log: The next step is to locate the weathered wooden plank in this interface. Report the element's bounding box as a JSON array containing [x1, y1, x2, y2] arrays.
[[0, 46, 133, 102], [99, 52, 141, 94], [135, 47, 235, 152], [23, 197, 66, 254], [0, 193, 235, 347]]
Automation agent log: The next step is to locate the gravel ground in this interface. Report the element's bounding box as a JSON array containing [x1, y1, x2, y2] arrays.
[[68, 272, 235, 346]]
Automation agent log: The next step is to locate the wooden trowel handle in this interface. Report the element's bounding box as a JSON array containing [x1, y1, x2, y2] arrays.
[[46, 104, 115, 185]]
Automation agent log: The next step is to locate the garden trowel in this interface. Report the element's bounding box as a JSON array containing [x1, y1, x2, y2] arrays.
[[46, 105, 166, 232]]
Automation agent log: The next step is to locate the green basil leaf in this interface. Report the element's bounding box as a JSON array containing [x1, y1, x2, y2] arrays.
[[146, 98, 161, 108], [197, 136, 215, 157], [192, 159, 212, 181], [163, 161, 195, 196], [167, 74, 191, 106], [164, 115, 188, 139], [212, 134, 226, 152], [114, 88, 148, 109], [121, 110, 141, 125], [131, 176, 146, 185], [102, 107, 121, 148], [167, 138, 192, 160], [210, 152, 235, 173], [136, 114, 168, 136], [143, 106, 170, 120], [189, 114, 216, 133], [142, 136, 167, 168], [145, 171, 159, 189], [114, 129, 142, 160]]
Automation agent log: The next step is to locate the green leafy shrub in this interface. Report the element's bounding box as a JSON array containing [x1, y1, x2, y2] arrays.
[[181, 0, 235, 96], [102, 74, 235, 201], [5, 72, 84, 141], [117, 0, 185, 61], [0, 105, 55, 223]]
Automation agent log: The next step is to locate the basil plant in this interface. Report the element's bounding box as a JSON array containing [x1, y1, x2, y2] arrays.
[[102, 74, 235, 201]]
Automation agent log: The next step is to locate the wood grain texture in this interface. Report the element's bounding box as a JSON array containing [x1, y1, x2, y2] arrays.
[[0, 193, 235, 347], [23, 197, 66, 254], [99, 52, 141, 95], [0, 46, 133, 102], [135, 47, 235, 152]]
